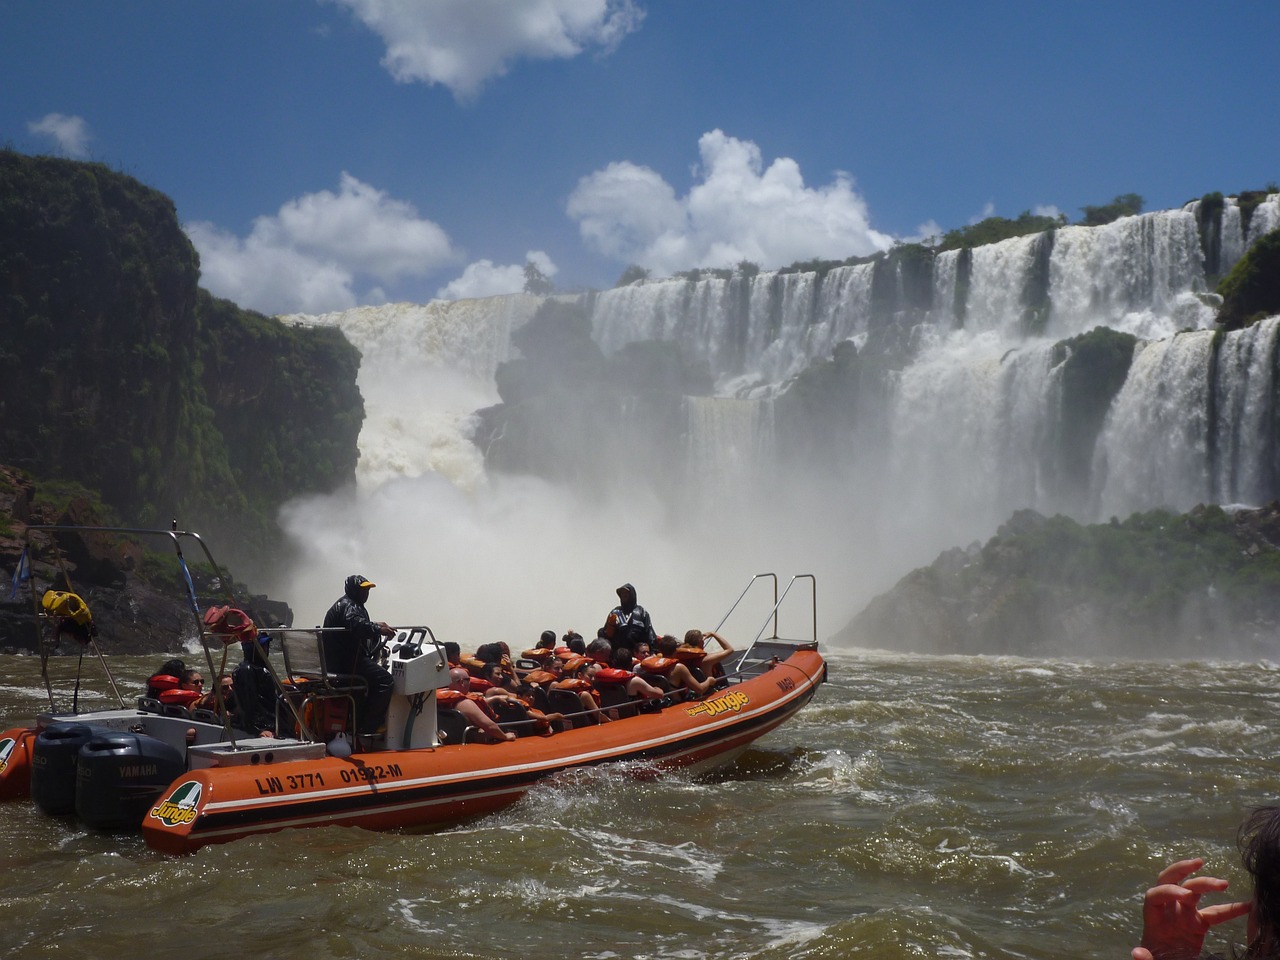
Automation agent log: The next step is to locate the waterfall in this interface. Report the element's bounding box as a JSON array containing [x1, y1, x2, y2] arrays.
[[276, 198, 1280, 637], [962, 234, 1041, 337], [883, 333, 1062, 545], [1219, 199, 1246, 275], [1048, 211, 1207, 340], [1247, 194, 1280, 244], [1094, 330, 1217, 518], [1214, 316, 1280, 504], [282, 295, 541, 490], [684, 396, 775, 515]]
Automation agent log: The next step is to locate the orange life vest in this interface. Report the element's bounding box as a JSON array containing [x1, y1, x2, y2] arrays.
[[552, 677, 601, 705], [593, 667, 634, 686], [672, 645, 707, 665], [158, 688, 202, 708], [436, 689, 495, 717], [639, 656, 677, 676]]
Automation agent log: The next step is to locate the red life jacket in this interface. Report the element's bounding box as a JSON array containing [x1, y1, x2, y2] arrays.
[[593, 667, 634, 686], [202, 606, 257, 644], [639, 656, 677, 676], [158, 688, 202, 708], [552, 677, 601, 705]]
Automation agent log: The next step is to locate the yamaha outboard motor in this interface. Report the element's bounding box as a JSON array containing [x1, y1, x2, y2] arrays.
[[75, 732, 185, 831], [31, 723, 100, 816]]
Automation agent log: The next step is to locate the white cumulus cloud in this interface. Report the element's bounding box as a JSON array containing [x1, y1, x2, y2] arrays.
[[186, 173, 456, 315], [332, 0, 644, 100], [436, 251, 557, 301], [27, 113, 91, 157], [567, 130, 893, 276]]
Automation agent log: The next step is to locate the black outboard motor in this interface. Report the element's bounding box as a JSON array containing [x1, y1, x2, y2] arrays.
[[75, 732, 185, 831], [31, 723, 100, 816]]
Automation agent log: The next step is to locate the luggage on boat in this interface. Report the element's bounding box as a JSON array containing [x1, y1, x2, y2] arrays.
[[76, 732, 185, 830], [31, 722, 100, 816]]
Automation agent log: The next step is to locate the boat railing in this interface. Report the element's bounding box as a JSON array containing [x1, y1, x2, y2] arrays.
[[712, 573, 817, 676], [18, 524, 244, 716]]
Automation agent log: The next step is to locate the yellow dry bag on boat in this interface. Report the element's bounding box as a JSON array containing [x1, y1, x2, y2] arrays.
[[41, 590, 93, 627]]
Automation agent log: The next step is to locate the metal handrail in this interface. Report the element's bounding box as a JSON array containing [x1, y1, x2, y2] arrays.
[[723, 573, 817, 666]]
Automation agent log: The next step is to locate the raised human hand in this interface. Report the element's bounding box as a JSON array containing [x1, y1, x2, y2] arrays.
[[1132, 858, 1251, 960]]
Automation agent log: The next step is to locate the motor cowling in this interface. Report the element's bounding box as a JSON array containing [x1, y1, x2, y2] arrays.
[[75, 732, 186, 831], [31, 723, 100, 816]]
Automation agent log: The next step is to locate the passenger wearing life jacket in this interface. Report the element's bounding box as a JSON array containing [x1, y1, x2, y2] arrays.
[[678, 629, 735, 679], [157, 668, 205, 710], [477, 662, 559, 735], [551, 657, 612, 724], [479, 660, 521, 700], [193, 673, 237, 721], [590, 650, 665, 705], [520, 630, 559, 666], [146, 658, 187, 700], [638, 635, 717, 698], [437, 667, 515, 743], [601, 583, 657, 651]]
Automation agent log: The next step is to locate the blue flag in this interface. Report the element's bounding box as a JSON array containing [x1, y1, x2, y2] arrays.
[[8, 546, 30, 601]]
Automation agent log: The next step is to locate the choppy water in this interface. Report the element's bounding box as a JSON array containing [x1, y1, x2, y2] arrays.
[[2, 649, 1278, 959]]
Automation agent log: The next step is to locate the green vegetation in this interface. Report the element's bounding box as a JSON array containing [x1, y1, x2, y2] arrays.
[[1079, 193, 1144, 226], [1216, 227, 1280, 330], [845, 503, 1280, 656], [523, 260, 554, 295], [974, 506, 1280, 612], [936, 210, 1066, 252], [615, 264, 649, 287], [0, 149, 365, 577]]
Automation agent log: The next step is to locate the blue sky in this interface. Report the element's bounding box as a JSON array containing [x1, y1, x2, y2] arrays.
[[3, 1, 1277, 315]]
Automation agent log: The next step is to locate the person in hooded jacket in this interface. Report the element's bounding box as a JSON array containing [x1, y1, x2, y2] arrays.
[[601, 582, 657, 650], [322, 574, 395, 739]]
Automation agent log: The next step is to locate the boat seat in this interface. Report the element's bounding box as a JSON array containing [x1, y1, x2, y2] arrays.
[[161, 703, 191, 718], [488, 697, 542, 737], [636, 672, 673, 693], [191, 707, 222, 725], [137, 696, 163, 714], [435, 708, 481, 745], [597, 684, 638, 719], [281, 631, 369, 739], [547, 688, 596, 728]]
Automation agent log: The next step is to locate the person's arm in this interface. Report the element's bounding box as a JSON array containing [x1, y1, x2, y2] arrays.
[[457, 698, 516, 742], [1132, 858, 1251, 960]]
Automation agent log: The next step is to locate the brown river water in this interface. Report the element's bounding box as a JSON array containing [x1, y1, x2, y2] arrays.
[[1, 649, 1277, 960]]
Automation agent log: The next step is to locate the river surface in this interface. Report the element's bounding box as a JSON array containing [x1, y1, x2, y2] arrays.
[[2, 649, 1277, 960]]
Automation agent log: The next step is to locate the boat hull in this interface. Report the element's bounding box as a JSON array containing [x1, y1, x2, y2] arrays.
[[142, 648, 825, 853]]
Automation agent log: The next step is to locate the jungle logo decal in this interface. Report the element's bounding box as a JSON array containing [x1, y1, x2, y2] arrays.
[[685, 690, 750, 718], [149, 780, 202, 826], [0, 737, 14, 775]]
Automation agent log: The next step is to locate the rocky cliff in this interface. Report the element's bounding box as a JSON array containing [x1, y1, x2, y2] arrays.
[[839, 504, 1280, 659], [0, 149, 364, 583]]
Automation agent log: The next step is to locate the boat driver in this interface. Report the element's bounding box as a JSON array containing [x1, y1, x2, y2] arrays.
[[322, 574, 395, 741]]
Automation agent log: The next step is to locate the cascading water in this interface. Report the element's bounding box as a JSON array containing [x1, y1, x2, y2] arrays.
[[283, 196, 1279, 638]]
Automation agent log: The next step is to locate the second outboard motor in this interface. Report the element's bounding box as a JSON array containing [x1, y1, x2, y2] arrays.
[[31, 722, 100, 816], [75, 732, 185, 831]]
